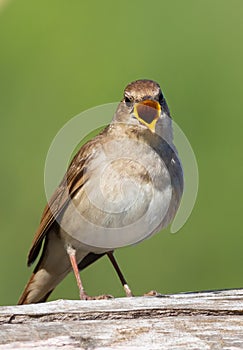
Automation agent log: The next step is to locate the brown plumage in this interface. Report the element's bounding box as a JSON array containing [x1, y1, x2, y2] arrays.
[[18, 130, 111, 304], [18, 79, 183, 304]]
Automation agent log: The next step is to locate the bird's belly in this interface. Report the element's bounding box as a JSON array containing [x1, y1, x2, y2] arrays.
[[60, 145, 175, 249]]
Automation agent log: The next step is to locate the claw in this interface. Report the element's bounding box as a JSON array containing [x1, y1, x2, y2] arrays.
[[144, 290, 162, 297], [94, 294, 114, 300]]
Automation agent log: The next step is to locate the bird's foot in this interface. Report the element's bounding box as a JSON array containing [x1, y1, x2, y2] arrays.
[[124, 284, 133, 297], [79, 290, 93, 300], [93, 294, 114, 300], [80, 291, 113, 300], [143, 290, 162, 297]]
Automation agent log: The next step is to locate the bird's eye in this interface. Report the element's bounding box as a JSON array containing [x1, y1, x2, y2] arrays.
[[124, 96, 132, 107]]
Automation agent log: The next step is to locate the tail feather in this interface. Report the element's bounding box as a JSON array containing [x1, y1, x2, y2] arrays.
[[18, 230, 107, 304], [18, 230, 72, 305], [17, 262, 72, 305], [18, 273, 54, 304]]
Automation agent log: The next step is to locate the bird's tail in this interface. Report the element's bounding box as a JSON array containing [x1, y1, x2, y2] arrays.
[[18, 272, 55, 304], [18, 230, 73, 305], [18, 229, 106, 304]]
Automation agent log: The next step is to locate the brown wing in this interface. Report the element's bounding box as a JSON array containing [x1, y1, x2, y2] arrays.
[[27, 129, 108, 266]]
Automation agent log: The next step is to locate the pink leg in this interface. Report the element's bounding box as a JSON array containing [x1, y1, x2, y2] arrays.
[[67, 246, 113, 300], [67, 246, 91, 300]]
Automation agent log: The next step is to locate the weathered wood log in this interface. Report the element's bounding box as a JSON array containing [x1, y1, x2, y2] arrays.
[[1, 289, 243, 349]]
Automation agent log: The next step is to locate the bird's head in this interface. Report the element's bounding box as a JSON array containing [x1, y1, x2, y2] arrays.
[[113, 79, 173, 144]]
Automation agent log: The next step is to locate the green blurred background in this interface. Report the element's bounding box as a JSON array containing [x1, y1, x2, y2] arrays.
[[0, 0, 242, 306]]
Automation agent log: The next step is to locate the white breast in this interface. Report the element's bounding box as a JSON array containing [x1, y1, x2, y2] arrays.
[[60, 138, 173, 250]]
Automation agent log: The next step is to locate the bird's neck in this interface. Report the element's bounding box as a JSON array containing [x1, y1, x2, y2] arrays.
[[108, 120, 175, 151], [156, 114, 174, 149]]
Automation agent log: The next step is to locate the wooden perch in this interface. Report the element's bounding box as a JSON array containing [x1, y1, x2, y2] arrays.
[[1, 289, 243, 349]]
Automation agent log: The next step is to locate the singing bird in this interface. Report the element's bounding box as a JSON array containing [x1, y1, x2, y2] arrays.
[[18, 79, 183, 304]]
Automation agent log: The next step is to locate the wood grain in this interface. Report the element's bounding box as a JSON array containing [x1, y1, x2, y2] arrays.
[[1, 289, 243, 349]]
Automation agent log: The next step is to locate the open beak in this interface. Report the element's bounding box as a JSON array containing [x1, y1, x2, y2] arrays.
[[134, 100, 161, 132]]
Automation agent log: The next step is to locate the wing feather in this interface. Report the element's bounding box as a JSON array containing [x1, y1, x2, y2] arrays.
[[27, 129, 108, 266]]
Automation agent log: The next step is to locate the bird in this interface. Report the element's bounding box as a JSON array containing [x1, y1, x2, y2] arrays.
[[18, 79, 183, 304]]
